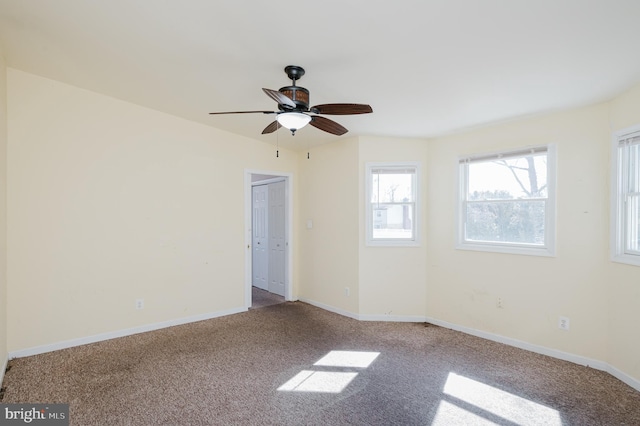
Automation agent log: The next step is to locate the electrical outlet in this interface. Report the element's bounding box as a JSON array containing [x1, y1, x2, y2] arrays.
[[345, 287, 350, 297], [135, 299, 144, 310], [496, 297, 503, 308], [559, 316, 570, 331]]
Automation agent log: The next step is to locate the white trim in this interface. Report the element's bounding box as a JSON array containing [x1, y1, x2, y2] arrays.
[[9, 307, 245, 359], [425, 316, 640, 392], [299, 298, 640, 392], [365, 161, 421, 247], [251, 176, 286, 186], [244, 169, 294, 308], [425, 317, 608, 369], [610, 123, 640, 267], [299, 298, 426, 322], [460, 146, 548, 164], [298, 298, 359, 320], [6, 299, 639, 393], [359, 313, 428, 322], [456, 241, 555, 257], [608, 363, 640, 393]]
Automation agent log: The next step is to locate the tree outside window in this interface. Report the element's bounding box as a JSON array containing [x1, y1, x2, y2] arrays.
[[458, 146, 555, 256]]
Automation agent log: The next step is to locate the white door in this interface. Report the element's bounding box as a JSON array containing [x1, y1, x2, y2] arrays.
[[252, 185, 268, 290], [268, 181, 286, 296]]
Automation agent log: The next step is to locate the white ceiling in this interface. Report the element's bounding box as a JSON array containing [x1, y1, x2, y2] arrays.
[[2, 1, 640, 150]]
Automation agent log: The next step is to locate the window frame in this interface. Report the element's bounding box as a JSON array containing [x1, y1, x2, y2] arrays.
[[456, 145, 556, 257], [611, 124, 640, 266], [365, 162, 420, 247]]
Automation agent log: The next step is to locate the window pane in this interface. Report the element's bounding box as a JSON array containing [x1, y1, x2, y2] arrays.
[[372, 204, 414, 239], [468, 154, 547, 200], [626, 194, 640, 253], [628, 144, 640, 193], [371, 173, 414, 203], [465, 200, 546, 244]]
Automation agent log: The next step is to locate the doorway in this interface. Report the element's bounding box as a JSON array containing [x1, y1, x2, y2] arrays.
[[245, 170, 293, 309]]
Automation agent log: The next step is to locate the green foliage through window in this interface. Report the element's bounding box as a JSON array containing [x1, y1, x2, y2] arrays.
[[459, 146, 554, 254]]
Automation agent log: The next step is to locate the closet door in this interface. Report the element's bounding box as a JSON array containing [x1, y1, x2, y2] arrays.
[[252, 185, 268, 290], [268, 181, 286, 296]]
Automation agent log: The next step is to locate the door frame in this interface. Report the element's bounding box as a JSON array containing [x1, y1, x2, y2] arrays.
[[244, 169, 293, 309], [251, 184, 269, 291]]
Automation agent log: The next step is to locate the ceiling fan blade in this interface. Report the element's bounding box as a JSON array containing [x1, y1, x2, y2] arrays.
[[311, 103, 373, 115], [310, 116, 348, 136], [261, 120, 282, 134], [209, 110, 275, 115], [262, 88, 296, 109]]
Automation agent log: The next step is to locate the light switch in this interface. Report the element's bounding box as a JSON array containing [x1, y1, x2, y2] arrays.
[[306, 219, 313, 229]]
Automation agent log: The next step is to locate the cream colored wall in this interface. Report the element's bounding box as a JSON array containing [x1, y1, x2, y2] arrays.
[[298, 138, 360, 314], [4, 64, 640, 386], [358, 136, 428, 318], [6, 69, 298, 352], [606, 82, 640, 381], [427, 104, 611, 362], [0, 50, 8, 369]]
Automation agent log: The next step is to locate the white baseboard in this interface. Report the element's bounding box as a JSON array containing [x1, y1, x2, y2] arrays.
[[424, 316, 609, 369], [9, 307, 246, 359], [298, 298, 359, 320], [603, 361, 640, 392], [6, 300, 640, 394], [359, 313, 428, 322], [424, 316, 639, 392], [298, 298, 427, 323], [298, 298, 640, 393]]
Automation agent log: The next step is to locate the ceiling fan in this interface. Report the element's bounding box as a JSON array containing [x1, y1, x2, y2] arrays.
[[209, 65, 373, 136]]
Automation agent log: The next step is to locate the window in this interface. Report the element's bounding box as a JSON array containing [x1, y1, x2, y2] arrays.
[[457, 146, 556, 256], [366, 162, 419, 246], [612, 125, 640, 266]]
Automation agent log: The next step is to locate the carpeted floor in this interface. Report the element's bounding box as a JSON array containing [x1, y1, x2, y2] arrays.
[[2, 301, 639, 425], [251, 286, 285, 309]]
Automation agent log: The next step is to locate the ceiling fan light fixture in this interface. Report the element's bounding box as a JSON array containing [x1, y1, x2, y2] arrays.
[[277, 112, 311, 131]]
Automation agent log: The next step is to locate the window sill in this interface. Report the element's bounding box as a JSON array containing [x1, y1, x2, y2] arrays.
[[611, 254, 640, 267], [366, 240, 421, 248], [456, 241, 555, 257]]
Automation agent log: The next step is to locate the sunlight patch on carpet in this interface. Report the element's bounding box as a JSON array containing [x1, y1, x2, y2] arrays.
[[314, 351, 380, 368], [278, 350, 380, 393], [432, 400, 498, 426], [433, 372, 562, 426], [277, 370, 358, 393]]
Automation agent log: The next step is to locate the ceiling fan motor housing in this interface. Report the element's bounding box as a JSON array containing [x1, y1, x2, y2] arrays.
[[279, 86, 309, 110]]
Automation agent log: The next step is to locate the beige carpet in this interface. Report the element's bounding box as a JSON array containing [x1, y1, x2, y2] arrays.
[[251, 286, 285, 309], [2, 301, 639, 425]]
